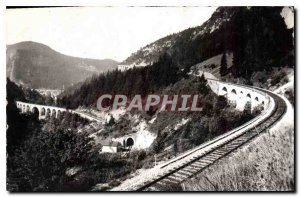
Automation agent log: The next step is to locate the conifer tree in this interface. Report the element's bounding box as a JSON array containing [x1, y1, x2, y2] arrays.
[[220, 52, 228, 77]]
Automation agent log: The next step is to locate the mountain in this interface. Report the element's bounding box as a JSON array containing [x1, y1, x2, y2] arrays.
[[120, 7, 294, 76], [59, 6, 294, 109], [120, 7, 236, 68], [6, 41, 119, 89]]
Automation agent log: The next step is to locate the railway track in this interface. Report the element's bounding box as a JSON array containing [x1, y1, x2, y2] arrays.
[[135, 90, 287, 191]]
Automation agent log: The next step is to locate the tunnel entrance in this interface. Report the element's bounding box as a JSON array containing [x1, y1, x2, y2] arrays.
[[126, 138, 134, 147]]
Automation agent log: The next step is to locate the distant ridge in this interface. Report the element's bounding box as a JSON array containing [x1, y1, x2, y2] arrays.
[[6, 41, 119, 89]]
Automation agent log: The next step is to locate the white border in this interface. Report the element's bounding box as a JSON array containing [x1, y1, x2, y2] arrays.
[[0, 0, 298, 196]]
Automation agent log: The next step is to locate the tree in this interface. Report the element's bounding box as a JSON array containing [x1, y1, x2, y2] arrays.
[[191, 120, 209, 145], [173, 139, 178, 156], [45, 94, 54, 106], [107, 115, 116, 127], [198, 74, 209, 95], [220, 52, 228, 77], [243, 101, 252, 116], [43, 115, 59, 132], [215, 96, 228, 113], [152, 139, 164, 154], [151, 130, 165, 154]]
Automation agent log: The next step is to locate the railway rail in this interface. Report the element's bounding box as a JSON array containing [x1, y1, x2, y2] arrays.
[[135, 89, 287, 191]]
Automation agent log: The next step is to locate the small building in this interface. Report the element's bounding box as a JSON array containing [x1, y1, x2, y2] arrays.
[[117, 64, 134, 71], [99, 140, 119, 153]]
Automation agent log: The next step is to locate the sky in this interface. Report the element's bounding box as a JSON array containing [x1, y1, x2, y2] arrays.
[[6, 7, 217, 62]]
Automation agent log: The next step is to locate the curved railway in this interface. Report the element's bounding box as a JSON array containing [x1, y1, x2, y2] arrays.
[[135, 88, 287, 191]]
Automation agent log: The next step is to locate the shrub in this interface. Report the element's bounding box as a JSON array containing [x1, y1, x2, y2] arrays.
[[109, 180, 121, 187], [270, 71, 287, 86], [285, 89, 294, 106]]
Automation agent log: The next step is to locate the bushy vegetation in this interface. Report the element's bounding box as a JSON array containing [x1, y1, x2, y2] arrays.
[[249, 68, 290, 89], [285, 89, 294, 107], [7, 78, 46, 104], [6, 81, 142, 192]]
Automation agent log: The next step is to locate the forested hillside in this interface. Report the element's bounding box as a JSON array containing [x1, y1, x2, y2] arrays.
[[57, 54, 181, 109]]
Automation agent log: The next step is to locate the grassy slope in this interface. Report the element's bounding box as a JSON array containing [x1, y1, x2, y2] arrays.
[[191, 53, 233, 79], [182, 123, 294, 191]]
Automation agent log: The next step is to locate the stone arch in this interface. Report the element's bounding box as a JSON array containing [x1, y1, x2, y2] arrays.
[[126, 138, 134, 147], [255, 97, 259, 102], [262, 101, 265, 105], [221, 86, 228, 96], [245, 93, 252, 108], [41, 108, 46, 116], [57, 110, 62, 118], [52, 109, 57, 118], [32, 107, 39, 118], [229, 89, 237, 108], [240, 91, 243, 94], [61, 111, 66, 118], [26, 105, 30, 112], [46, 108, 51, 117]]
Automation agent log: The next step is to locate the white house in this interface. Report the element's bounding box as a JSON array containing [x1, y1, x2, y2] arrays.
[[100, 140, 119, 153], [117, 64, 134, 71]]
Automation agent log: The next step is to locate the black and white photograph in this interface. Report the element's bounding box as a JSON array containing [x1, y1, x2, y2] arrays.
[[4, 3, 295, 192]]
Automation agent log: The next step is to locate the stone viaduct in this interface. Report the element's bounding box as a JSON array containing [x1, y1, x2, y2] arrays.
[[16, 101, 102, 122], [207, 79, 269, 111]]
